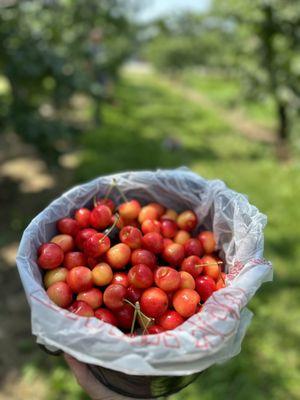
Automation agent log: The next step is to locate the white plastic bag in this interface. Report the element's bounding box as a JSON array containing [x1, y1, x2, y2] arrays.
[[16, 168, 273, 376]]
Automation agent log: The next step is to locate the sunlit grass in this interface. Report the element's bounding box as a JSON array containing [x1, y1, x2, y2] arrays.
[[0, 75, 10, 94], [181, 70, 276, 128]]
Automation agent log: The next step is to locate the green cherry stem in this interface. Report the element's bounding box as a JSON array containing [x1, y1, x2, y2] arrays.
[[93, 195, 98, 208], [112, 178, 128, 202], [103, 180, 116, 201], [99, 213, 120, 244], [195, 261, 223, 269], [124, 299, 153, 335], [124, 299, 138, 334]]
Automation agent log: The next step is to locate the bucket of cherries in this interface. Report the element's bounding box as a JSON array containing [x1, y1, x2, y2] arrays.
[[17, 169, 272, 399]]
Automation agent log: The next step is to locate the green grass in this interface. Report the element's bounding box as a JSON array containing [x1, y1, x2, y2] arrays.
[[17, 71, 300, 400], [76, 73, 271, 180], [181, 70, 276, 128]]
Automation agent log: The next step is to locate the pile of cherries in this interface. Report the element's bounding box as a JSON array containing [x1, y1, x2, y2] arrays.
[[37, 186, 226, 335]]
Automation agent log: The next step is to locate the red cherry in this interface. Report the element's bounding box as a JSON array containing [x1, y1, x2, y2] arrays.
[[114, 304, 135, 330], [147, 325, 165, 334], [142, 232, 164, 254], [63, 251, 87, 270], [50, 234, 74, 253], [161, 219, 178, 238], [138, 205, 159, 224], [160, 209, 177, 221], [44, 267, 68, 289], [154, 267, 181, 292], [131, 249, 157, 270], [181, 255, 203, 278], [103, 284, 127, 310], [201, 255, 220, 281], [75, 228, 97, 250], [118, 200, 142, 220], [184, 238, 203, 257], [173, 289, 200, 318], [77, 288, 103, 309], [140, 287, 168, 318], [179, 271, 195, 290], [158, 310, 184, 330], [126, 285, 143, 303], [216, 272, 226, 290], [174, 230, 191, 245], [89, 205, 112, 230], [111, 272, 130, 287], [66, 266, 93, 293], [68, 300, 94, 317], [128, 264, 154, 289], [47, 281, 73, 308], [141, 219, 161, 234], [57, 218, 80, 237], [111, 213, 125, 229], [95, 308, 117, 326], [198, 231, 216, 254], [96, 198, 115, 212], [75, 208, 91, 228], [119, 226, 142, 249], [177, 211, 197, 232], [92, 263, 113, 286], [83, 233, 110, 258], [195, 275, 216, 302], [148, 203, 165, 218], [106, 243, 131, 270], [37, 243, 64, 270], [163, 238, 173, 248], [162, 243, 185, 265]]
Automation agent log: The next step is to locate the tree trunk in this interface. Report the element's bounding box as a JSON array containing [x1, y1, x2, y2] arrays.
[[276, 102, 290, 160]]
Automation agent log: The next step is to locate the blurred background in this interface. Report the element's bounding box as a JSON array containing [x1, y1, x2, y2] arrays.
[[0, 0, 300, 399]]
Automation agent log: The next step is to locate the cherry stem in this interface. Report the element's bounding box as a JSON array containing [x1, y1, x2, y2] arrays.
[[103, 180, 116, 201], [113, 178, 128, 202], [195, 261, 226, 284], [124, 299, 153, 335], [140, 311, 154, 335], [124, 299, 139, 335], [99, 213, 120, 243], [124, 298, 135, 308], [131, 305, 138, 335], [195, 261, 223, 268], [93, 180, 116, 207], [93, 195, 97, 208]]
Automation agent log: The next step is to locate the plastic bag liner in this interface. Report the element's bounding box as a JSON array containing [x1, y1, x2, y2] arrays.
[[16, 168, 272, 397]]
